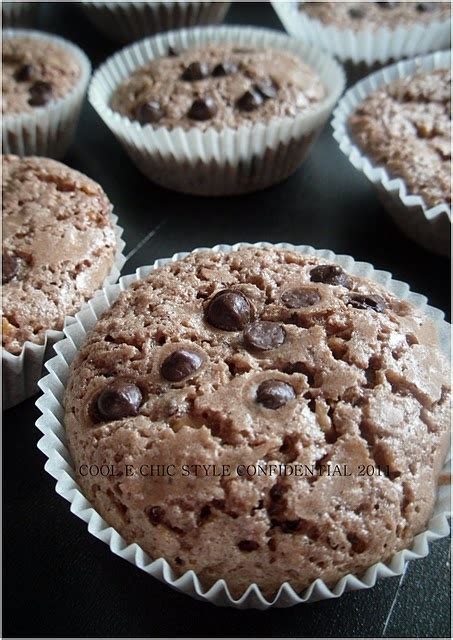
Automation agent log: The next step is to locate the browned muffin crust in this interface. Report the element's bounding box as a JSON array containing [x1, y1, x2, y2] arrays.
[[2, 155, 116, 354], [300, 2, 451, 30], [3, 35, 81, 115], [349, 68, 451, 208], [110, 44, 325, 131], [65, 247, 450, 598]]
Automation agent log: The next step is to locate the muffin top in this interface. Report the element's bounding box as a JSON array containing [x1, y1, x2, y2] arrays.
[[349, 68, 451, 209], [2, 35, 81, 115], [110, 44, 326, 131], [300, 2, 451, 30], [2, 155, 116, 354], [65, 247, 450, 598]]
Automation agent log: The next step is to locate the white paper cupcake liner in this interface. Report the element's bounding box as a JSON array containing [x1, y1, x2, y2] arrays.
[[272, 1, 451, 65], [2, 29, 92, 159], [332, 50, 452, 258], [2, 214, 126, 411], [2, 2, 40, 28], [88, 25, 345, 196], [35, 242, 451, 609], [80, 1, 231, 44]]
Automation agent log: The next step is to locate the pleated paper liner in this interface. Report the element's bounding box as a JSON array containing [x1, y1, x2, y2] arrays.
[[80, 1, 231, 44], [332, 50, 451, 257], [2, 214, 126, 410], [88, 25, 345, 196], [36, 242, 451, 609], [272, 1, 450, 66], [2, 29, 91, 159]]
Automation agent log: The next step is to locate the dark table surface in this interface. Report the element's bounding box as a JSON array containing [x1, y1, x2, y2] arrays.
[[3, 2, 451, 638]]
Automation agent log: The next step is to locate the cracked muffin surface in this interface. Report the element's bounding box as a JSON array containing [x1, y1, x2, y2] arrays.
[[349, 68, 451, 209], [110, 44, 326, 131], [65, 247, 450, 598], [300, 2, 451, 30], [2, 155, 116, 354]]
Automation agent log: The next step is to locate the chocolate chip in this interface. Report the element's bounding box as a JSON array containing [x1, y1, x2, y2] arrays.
[[270, 483, 287, 501], [161, 349, 203, 382], [256, 380, 296, 410], [96, 380, 142, 421], [167, 45, 180, 57], [205, 289, 252, 331], [243, 321, 285, 351], [280, 518, 303, 533], [377, 1, 398, 7], [148, 506, 165, 524], [416, 2, 435, 11], [28, 81, 52, 106], [237, 540, 260, 552], [236, 88, 263, 111], [348, 294, 386, 312], [212, 61, 238, 77], [348, 6, 365, 18], [188, 97, 218, 121], [255, 79, 278, 100], [310, 264, 352, 288], [281, 287, 321, 308], [135, 100, 165, 124], [14, 63, 33, 82], [2, 250, 19, 284], [181, 61, 209, 81]]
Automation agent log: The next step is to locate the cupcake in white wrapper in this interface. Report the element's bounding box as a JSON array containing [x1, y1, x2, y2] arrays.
[[2, 213, 125, 410], [80, 1, 231, 44], [272, 1, 451, 67], [332, 50, 451, 257], [88, 26, 345, 196], [36, 242, 451, 609], [2, 2, 40, 27], [2, 29, 91, 158]]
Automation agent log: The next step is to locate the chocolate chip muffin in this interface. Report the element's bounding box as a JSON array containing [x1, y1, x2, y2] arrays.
[[300, 2, 451, 29], [110, 44, 326, 130], [65, 247, 450, 599], [3, 34, 82, 115], [349, 68, 451, 208], [2, 155, 117, 354]]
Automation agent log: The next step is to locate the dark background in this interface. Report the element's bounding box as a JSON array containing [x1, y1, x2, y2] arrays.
[[3, 2, 451, 638]]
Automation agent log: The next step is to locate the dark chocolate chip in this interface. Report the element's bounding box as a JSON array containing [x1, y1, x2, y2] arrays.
[[14, 63, 33, 82], [181, 61, 209, 81], [135, 100, 165, 124], [348, 294, 387, 312], [161, 348, 203, 382], [416, 2, 435, 11], [236, 88, 263, 111], [256, 380, 296, 410], [2, 250, 19, 284], [270, 483, 287, 501], [243, 321, 285, 351], [148, 506, 165, 524], [212, 61, 238, 77], [237, 540, 260, 551], [376, 1, 398, 7], [255, 79, 278, 100], [205, 289, 252, 331], [280, 518, 303, 533], [96, 380, 142, 421], [281, 287, 321, 308], [187, 97, 218, 121], [167, 45, 180, 57], [28, 81, 52, 107], [348, 6, 365, 18], [310, 264, 352, 288]]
